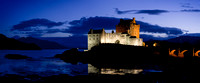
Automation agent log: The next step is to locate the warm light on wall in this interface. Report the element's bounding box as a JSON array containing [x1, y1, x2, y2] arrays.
[[88, 18, 143, 50], [100, 68, 143, 75], [153, 43, 157, 47]]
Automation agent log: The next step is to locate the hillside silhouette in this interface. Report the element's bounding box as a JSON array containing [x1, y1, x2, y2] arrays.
[[17, 37, 68, 49], [0, 34, 41, 50]]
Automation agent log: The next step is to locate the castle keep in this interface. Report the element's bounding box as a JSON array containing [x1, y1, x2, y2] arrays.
[[88, 18, 143, 50]]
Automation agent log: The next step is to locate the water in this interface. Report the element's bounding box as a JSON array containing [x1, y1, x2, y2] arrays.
[[0, 49, 88, 77]]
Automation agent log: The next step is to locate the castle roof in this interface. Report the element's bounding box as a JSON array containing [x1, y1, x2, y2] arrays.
[[118, 18, 138, 26], [88, 29, 104, 34]]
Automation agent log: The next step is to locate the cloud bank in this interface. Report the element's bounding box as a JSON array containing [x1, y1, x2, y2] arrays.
[[135, 10, 169, 15], [11, 16, 184, 38], [11, 18, 70, 37], [180, 3, 193, 8], [181, 9, 200, 12], [11, 19, 64, 31], [115, 8, 169, 15], [67, 16, 184, 36]]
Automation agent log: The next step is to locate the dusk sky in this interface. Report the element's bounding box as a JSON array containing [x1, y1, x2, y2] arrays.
[[1, 0, 200, 38]]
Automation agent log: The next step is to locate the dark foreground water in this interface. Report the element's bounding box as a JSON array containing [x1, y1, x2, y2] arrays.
[[0, 49, 88, 77], [0, 50, 199, 82]]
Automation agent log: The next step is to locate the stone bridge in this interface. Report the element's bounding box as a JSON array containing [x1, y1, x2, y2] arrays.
[[169, 48, 200, 58]]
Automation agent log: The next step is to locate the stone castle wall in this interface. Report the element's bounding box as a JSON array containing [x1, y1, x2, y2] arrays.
[[88, 34, 101, 50], [88, 32, 143, 50], [101, 33, 143, 46]]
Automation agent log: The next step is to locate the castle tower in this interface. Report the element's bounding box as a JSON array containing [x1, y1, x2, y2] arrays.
[[116, 18, 140, 38], [116, 19, 129, 34], [129, 18, 140, 38]]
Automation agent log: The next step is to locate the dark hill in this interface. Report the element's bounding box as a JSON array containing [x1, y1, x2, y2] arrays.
[[37, 36, 87, 49], [17, 37, 67, 49], [167, 36, 200, 45], [144, 36, 200, 49], [0, 34, 41, 50], [183, 33, 200, 37]]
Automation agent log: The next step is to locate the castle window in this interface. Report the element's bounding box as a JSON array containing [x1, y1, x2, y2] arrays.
[[96, 38, 98, 40], [93, 38, 95, 40]]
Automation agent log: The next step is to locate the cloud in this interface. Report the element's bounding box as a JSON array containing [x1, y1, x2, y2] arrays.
[[181, 5, 193, 8], [137, 21, 183, 35], [181, 9, 200, 12], [41, 32, 73, 37], [180, 3, 193, 8], [67, 16, 184, 36], [140, 32, 169, 38], [11, 18, 64, 31], [140, 32, 168, 38], [114, 8, 136, 14], [67, 16, 120, 35], [115, 8, 200, 15], [115, 8, 169, 15], [11, 18, 70, 37], [11, 17, 184, 38], [135, 10, 169, 15], [13, 30, 44, 37]]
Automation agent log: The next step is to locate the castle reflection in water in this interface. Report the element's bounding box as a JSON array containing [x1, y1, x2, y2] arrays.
[[88, 64, 162, 75]]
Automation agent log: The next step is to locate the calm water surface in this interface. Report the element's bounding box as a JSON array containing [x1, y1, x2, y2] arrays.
[[0, 49, 88, 77]]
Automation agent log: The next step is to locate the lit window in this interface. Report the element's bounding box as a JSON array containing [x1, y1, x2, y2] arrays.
[[153, 43, 157, 47]]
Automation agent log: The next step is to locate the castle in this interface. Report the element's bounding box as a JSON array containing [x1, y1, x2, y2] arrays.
[[87, 18, 143, 50]]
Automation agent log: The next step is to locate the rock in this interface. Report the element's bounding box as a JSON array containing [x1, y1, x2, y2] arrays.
[[5, 54, 31, 59], [54, 48, 83, 64], [54, 54, 63, 58]]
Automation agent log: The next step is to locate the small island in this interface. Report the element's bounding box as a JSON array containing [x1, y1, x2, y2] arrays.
[[5, 54, 31, 59]]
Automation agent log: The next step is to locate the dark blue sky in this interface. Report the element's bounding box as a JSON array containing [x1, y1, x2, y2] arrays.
[[0, 0, 200, 38]]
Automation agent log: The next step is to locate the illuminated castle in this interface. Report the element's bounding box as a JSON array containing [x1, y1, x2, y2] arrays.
[[87, 18, 143, 50]]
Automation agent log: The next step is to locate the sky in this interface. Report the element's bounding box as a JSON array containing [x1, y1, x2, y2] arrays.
[[0, 0, 200, 38]]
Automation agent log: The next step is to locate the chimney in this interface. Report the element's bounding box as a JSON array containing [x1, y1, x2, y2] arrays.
[[90, 29, 93, 34], [112, 30, 114, 33], [133, 17, 136, 23]]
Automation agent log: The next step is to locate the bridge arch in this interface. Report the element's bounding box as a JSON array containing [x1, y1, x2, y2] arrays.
[[178, 50, 188, 58], [169, 49, 177, 57], [194, 50, 200, 57]]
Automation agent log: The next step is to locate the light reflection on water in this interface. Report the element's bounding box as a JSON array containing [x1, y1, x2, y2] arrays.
[[101, 68, 143, 75], [88, 64, 163, 75]]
